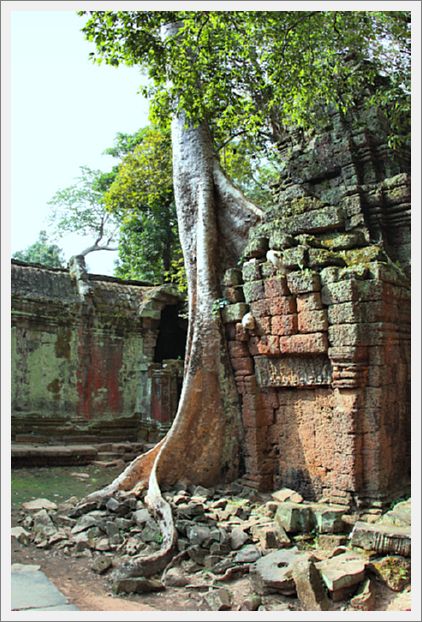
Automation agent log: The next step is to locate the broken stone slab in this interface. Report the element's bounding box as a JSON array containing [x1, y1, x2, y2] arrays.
[[368, 556, 411, 592], [272, 488, 304, 504], [292, 558, 331, 611], [349, 577, 376, 611], [317, 534, 348, 549], [91, 556, 113, 575], [238, 595, 262, 611], [11, 526, 30, 545], [71, 512, 104, 534], [250, 548, 309, 595], [68, 500, 99, 518], [379, 499, 411, 528], [251, 522, 291, 550], [186, 524, 211, 547], [350, 521, 411, 557], [201, 587, 233, 611], [310, 503, 346, 534], [112, 577, 165, 595], [315, 552, 366, 601], [22, 498, 57, 512], [274, 502, 315, 534], [234, 544, 261, 563], [163, 567, 190, 587], [32, 509, 57, 538], [230, 527, 250, 550]]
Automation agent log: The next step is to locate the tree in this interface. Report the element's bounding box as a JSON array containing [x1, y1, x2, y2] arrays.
[[13, 230, 65, 268], [48, 165, 119, 257], [104, 126, 182, 284], [77, 10, 411, 575]]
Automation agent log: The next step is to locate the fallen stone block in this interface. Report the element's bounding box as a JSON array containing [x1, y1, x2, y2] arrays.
[[11, 526, 30, 545], [310, 503, 346, 534], [234, 544, 261, 563], [272, 488, 304, 504], [22, 498, 57, 512], [349, 578, 376, 611], [315, 552, 366, 601], [250, 548, 309, 595], [201, 587, 233, 610], [350, 521, 411, 557], [292, 558, 331, 611], [91, 556, 113, 575], [230, 527, 250, 550], [274, 502, 315, 534], [112, 577, 165, 595]]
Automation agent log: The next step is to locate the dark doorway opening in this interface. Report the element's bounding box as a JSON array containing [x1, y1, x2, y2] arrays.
[[154, 305, 187, 363]]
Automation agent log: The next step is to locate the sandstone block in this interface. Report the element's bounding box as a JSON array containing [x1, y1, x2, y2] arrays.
[[244, 236, 269, 259], [292, 558, 331, 611], [274, 502, 315, 534], [282, 246, 308, 269], [279, 333, 328, 354], [242, 260, 262, 282], [228, 341, 250, 359], [283, 206, 345, 235], [269, 295, 297, 316], [296, 292, 323, 313], [243, 280, 265, 303], [223, 268, 243, 286], [298, 309, 328, 333], [369, 556, 411, 592], [202, 587, 233, 611], [271, 314, 298, 336], [272, 488, 304, 504], [264, 276, 289, 298], [350, 521, 411, 557], [112, 577, 164, 595], [251, 548, 309, 595], [287, 270, 321, 294], [309, 503, 345, 534], [308, 248, 345, 268], [350, 578, 376, 610], [269, 232, 296, 250], [315, 552, 366, 600], [223, 286, 245, 303], [250, 299, 270, 317]]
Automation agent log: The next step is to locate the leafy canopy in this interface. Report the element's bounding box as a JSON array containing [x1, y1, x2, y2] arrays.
[[79, 10, 410, 148], [48, 165, 119, 256], [13, 230, 65, 268]]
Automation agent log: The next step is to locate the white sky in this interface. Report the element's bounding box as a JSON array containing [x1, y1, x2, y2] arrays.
[[9, 9, 150, 275]]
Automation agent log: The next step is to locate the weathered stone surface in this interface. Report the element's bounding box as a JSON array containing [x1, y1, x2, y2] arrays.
[[350, 521, 411, 557], [32, 509, 57, 538], [287, 270, 321, 294], [201, 587, 233, 610], [369, 556, 411, 592], [163, 568, 189, 588], [283, 206, 345, 235], [255, 355, 332, 388], [91, 556, 113, 575], [272, 488, 304, 504], [223, 267, 243, 286], [239, 594, 262, 611], [230, 527, 250, 550], [349, 578, 375, 611], [310, 504, 345, 534], [315, 552, 366, 598], [234, 544, 261, 563], [132, 508, 152, 526], [11, 526, 30, 544], [112, 577, 165, 595], [292, 559, 331, 611], [379, 499, 411, 528], [251, 548, 308, 595], [186, 524, 211, 547], [22, 498, 57, 512]]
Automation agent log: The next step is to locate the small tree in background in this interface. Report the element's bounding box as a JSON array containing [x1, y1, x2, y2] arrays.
[[13, 230, 65, 268]]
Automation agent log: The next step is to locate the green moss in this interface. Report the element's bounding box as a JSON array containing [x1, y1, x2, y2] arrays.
[[340, 245, 383, 267]]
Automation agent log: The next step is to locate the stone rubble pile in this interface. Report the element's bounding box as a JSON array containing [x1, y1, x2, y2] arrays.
[[13, 486, 411, 611]]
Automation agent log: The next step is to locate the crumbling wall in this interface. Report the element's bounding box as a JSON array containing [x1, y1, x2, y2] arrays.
[[11, 261, 184, 443], [222, 108, 410, 508]]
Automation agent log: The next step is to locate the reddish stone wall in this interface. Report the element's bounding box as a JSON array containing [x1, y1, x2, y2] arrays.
[[221, 108, 410, 508]]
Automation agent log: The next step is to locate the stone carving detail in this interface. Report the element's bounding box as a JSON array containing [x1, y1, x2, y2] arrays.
[[255, 356, 332, 388]]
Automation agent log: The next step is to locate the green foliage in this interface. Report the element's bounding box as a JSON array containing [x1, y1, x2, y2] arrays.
[[80, 10, 410, 150], [104, 126, 183, 285], [48, 166, 119, 254], [13, 230, 65, 268]]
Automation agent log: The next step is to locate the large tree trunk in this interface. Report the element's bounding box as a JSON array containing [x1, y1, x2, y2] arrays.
[[84, 116, 263, 579]]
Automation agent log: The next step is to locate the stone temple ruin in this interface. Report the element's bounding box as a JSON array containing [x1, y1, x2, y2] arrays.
[[11, 106, 410, 512], [11, 262, 187, 452]]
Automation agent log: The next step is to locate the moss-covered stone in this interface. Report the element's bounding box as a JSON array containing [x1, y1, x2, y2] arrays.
[[269, 232, 296, 251], [308, 248, 345, 269], [319, 231, 367, 251], [370, 556, 411, 592], [221, 303, 249, 324], [282, 246, 308, 269]]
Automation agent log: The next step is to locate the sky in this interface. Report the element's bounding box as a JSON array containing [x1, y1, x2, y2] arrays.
[[9, 9, 150, 275]]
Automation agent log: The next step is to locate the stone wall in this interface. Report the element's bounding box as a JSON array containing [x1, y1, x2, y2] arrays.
[[221, 108, 410, 508], [11, 261, 186, 444]]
